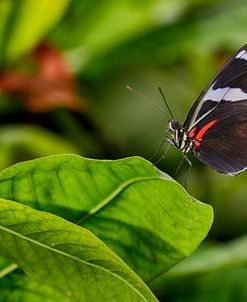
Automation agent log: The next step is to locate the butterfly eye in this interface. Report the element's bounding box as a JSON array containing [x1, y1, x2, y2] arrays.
[[170, 121, 179, 131]]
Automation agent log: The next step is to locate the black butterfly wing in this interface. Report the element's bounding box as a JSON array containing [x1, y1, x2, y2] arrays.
[[192, 101, 247, 174], [183, 43, 247, 130]]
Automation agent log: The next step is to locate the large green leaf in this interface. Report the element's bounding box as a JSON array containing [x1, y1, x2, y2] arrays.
[[0, 268, 64, 302], [0, 255, 63, 302], [0, 155, 213, 282], [0, 255, 16, 277], [0, 198, 158, 302], [0, 0, 69, 63]]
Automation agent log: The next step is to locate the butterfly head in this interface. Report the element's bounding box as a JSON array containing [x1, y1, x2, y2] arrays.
[[169, 120, 180, 131], [168, 120, 189, 151]]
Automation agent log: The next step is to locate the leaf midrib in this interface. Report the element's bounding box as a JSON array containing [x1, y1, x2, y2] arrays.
[[0, 224, 151, 302], [77, 176, 160, 225], [0, 262, 18, 278]]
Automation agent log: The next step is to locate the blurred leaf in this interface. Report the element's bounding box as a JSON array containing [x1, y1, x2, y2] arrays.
[[157, 266, 247, 302], [76, 0, 247, 77], [0, 198, 158, 302], [151, 236, 247, 301], [50, 0, 190, 72], [0, 0, 70, 63], [167, 235, 247, 277], [0, 155, 213, 282], [0, 0, 12, 54], [205, 171, 247, 239], [0, 125, 80, 169]]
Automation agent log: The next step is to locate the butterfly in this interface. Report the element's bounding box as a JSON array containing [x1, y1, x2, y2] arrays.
[[166, 43, 247, 175]]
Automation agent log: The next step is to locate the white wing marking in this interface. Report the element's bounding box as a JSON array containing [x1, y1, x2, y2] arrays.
[[204, 86, 247, 102], [235, 49, 247, 60]]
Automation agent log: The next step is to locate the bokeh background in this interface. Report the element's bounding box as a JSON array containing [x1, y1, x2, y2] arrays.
[[0, 0, 247, 301]]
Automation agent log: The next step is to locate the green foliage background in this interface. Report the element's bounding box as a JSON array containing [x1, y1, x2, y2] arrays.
[[0, 0, 247, 301]]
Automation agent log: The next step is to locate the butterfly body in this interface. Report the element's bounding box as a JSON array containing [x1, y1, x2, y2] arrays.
[[166, 43, 247, 175], [168, 121, 192, 153]]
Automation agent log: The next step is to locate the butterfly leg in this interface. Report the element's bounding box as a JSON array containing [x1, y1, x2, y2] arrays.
[[175, 152, 192, 189], [149, 129, 171, 161], [153, 139, 174, 165], [183, 153, 192, 190]]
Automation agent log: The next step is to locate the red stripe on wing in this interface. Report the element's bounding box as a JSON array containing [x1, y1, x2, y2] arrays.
[[188, 126, 197, 138], [194, 119, 218, 149]]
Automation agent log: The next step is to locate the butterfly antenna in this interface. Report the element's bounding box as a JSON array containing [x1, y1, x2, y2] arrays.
[[126, 85, 171, 120], [158, 87, 173, 120]]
